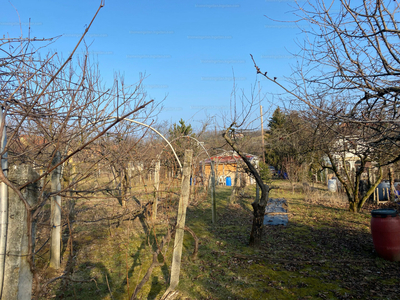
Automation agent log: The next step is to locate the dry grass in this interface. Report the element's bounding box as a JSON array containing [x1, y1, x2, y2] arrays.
[[35, 180, 400, 299]]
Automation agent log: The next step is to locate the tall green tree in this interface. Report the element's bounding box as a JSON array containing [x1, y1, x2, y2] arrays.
[[169, 119, 194, 138], [268, 107, 286, 131], [265, 109, 321, 183], [168, 119, 197, 166]]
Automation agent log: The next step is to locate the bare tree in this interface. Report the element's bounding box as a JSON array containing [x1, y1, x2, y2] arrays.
[[250, 0, 400, 211], [223, 125, 272, 247], [282, 157, 301, 194], [219, 81, 277, 246], [314, 119, 384, 212], [0, 2, 157, 297]]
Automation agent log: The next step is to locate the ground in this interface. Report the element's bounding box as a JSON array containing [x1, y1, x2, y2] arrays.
[[34, 180, 400, 299]]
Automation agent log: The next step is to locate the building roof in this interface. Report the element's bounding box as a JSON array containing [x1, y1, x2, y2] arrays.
[[201, 151, 258, 165]]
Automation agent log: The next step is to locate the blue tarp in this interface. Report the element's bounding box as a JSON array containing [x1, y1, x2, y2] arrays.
[[264, 198, 288, 226]]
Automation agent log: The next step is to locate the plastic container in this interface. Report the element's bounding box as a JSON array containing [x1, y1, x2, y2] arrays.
[[370, 209, 400, 261], [226, 176, 232, 186], [376, 181, 390, 201], [328, 179, 337, 192]]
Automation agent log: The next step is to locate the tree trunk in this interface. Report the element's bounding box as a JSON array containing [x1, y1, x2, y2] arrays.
[[249, 200, 267, 246], [256, 182, 260, 203], [349, 201, 358, 213], [358, 167, 383, 209]]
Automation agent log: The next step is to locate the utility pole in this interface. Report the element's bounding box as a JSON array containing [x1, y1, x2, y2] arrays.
[[259, 81, 265, 163]]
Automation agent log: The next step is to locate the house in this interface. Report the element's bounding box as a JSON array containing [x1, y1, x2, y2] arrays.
[[328, 136, 376, 180], [200, 150, 259, 186]]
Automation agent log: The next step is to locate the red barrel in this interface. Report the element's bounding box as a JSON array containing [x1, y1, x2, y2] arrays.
[[371, 209, 400, 261]]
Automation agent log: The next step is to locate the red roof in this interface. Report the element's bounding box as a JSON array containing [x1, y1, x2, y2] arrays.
[[202, 154, 256, 165]]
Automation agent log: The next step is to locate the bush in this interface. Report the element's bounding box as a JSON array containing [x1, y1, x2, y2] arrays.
[[259, 162, 272, 183]]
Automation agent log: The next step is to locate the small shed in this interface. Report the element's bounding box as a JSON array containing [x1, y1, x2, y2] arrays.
[[200, 151, 259, 186]]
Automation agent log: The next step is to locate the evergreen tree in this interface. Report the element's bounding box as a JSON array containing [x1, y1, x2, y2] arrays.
[[168, 119, 197, 166], [268, 107, 286, 131], [264, 108, 319, 182], [169, 119, 194, 138]]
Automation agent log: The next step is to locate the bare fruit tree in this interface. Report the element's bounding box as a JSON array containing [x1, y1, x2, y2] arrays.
[[223, 125, 272, 247], [0, 2, 156, 297], [251, 0, 400, 212]]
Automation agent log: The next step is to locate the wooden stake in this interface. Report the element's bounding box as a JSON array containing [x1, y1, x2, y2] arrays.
[[164, 149, 193, 294], [211, 161, 216, 223], [152, 160, 160, 220], [50, 151, 62, 269]]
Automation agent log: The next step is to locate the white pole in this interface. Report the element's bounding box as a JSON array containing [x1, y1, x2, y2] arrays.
[[0, 108, 7, 297], [108, 117, 182, 170], [167, 149, 192, 291], [50, 151, 62, 269], [152, 160, 160, 220]]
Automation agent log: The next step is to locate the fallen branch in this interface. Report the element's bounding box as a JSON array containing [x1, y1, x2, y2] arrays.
[[130, 228, 172, 300], [78, 200, 153, 224], [105, 274, 115, 300], [264, 212, 291, 216], [184, 226, 199, 260]]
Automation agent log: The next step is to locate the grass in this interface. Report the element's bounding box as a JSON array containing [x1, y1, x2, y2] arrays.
[[36, 180, 400, 299]]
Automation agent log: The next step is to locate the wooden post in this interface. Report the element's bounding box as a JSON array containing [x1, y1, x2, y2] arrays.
[[0, 108, 7, 298], [210, 161, 216, 223], [50, 151, 62, 269], [325, 168, 329, 185], [121, 168, 128, 208], [260, 104, 265, 164], [128, 161, 133, 178], [138, 163, 143, 187], [152, 160, 160, 220], [201, 162, 205, 188], [230, 168, 239, 204], [3, 165, 39, 300], [167, 149, 193, 293]]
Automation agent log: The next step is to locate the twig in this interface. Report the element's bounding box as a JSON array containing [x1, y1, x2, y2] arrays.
[[105, 274, 115, 300], [184, 226, 199, 260], [130, 228, 172, 300]]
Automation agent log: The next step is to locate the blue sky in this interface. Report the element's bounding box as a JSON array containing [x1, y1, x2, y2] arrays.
[[1, 0, 305, 131]]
